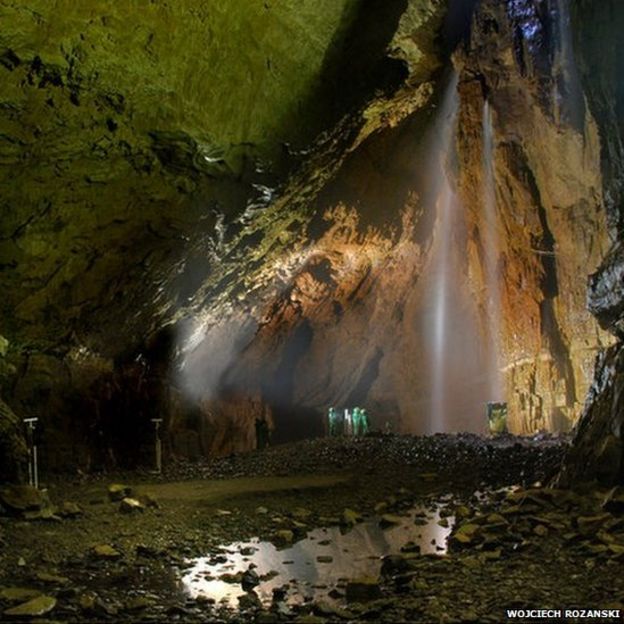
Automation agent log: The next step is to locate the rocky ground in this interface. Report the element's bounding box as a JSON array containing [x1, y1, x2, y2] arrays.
[[0, 433, 623, 623]]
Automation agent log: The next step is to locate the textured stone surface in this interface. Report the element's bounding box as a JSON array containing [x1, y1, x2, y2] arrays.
[[0, 0, 623, 474]]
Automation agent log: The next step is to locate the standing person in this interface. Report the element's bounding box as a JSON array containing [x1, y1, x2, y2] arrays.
[[353, 407, 363, 436], [336, 407, 344, 436], [360, 408, 370, 435], [344, 408, 352, 436], [328, 406, 338, 437]]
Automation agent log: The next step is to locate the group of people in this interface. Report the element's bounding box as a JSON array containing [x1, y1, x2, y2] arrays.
[[327, 406, 370, 437]]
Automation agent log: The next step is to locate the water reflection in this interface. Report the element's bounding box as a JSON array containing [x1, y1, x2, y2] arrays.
[[182, 505, 454, 608]]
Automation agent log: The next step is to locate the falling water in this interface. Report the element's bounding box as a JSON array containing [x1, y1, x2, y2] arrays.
[[481, 101, 504, 402], [421, 74, 498, 434], [552, 0, 584, 129], [424, 74, 462, 433]]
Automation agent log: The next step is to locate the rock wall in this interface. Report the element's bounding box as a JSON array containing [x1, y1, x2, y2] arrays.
[[181, 0, 613, 444], [558, 0, 624, 485], [1, 0, 622, 470]]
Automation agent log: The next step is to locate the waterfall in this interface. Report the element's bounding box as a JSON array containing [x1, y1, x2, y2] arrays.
[[420, 75, 502, 435], [552, 0, 584, 129], [482, 101, 504, 402]]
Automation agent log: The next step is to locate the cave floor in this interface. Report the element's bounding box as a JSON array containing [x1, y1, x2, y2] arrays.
[[1, 434, 623, 623]]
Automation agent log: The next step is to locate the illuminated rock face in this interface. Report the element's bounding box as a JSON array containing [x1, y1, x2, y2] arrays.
[[1, 0, 623, 466], [185, 0, 616, 443]]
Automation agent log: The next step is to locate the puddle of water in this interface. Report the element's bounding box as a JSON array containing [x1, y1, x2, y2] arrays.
[[182, 505, 454, 608]]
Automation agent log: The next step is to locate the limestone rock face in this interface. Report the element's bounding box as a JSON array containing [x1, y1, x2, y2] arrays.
[[1, 0, 623, 470]]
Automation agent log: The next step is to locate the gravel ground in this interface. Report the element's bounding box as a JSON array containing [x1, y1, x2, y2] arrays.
[[4, 433, 620, 624]]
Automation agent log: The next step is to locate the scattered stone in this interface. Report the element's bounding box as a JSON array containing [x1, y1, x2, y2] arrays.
[[295, 615, 327, 624], [108, 484, 132, 502], [345, 577, 382, 602], [0, 588, 42, 602], [142, 493, 160, 509], [119, 497, 144, 514], [125, 596, 155, 611], [35, 571, 69, 584], [4, 595, 56, 617], [577, 514, 612, 534], [59, 501, 82, 518], [602, 487, 624, 514], [438, 518, 450, 528], [452, 523, 481, 545], [0, 485, 45, 512], [379, 514, 403, 528], [22, 507, 62, 522], [273, 529, 294, 545], [238, 590, 261, 610], [533, 524, 548, 537], [342, 508, 362, 526], [455, 505, 472, 520], [242, 568, 260, 591], [313, 601, 352, 619], [92, 544, 122, 559], [380, 555, 410, 577], [256, 506, 269, 514], [220, 572, 244, 584], [316, 555, 333, 563]]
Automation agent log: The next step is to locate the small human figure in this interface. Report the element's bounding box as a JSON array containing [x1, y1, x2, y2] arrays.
[[336, 408, 344, 436], [352, 407, 362, 436], [327, 406, 338, 437], [344, 409, 352, 436], [255, 417, 269, 450], [360, 408, 370, 435]]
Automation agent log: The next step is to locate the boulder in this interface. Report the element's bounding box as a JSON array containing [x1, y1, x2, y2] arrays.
[[345, 577, 382, 602], [119, 497, 144, 514], [0, 485, 45, 512], [4, 595, 56, 617], [0, 587, 42, 602], [108, 484, 132, 501], [92, 544, 122, 559]]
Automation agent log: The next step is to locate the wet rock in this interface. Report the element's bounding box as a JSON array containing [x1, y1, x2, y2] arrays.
[[124, 595, 155, 611], [345, 577, 382, 602], [273, 529, 294, 545], [220, 572, 244, 584], [313, 601, 352, 619], [602, 487, 624, 513], [296, 615, 327, 624], [342, 508, 362, 526], [380, 555, 410, 577], [119, 497, 144, 513], [92, 544, 122, 559], [4, 595, 56, 617], [141, 493, 160, 509], [240, 545, 257, 556], [577, 514, 612, 535], [379, 514, 403, 528], [35, 571, 69, 584], [0, 485, 45, 512], [0, 587, 42, 602], [22, 507, 62, 522], [242, 568, 260, 591], [59, 501, 82, 518], [108, 484, 132, 501], [238, 590, 261, 610], [451, 523, 481, 545]]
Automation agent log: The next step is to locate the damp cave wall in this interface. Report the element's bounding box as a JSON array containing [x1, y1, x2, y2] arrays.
[[0, 0, 623, 479]]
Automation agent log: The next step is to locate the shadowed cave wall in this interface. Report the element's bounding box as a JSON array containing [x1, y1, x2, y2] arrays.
[[1, 0, 623, 482]]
